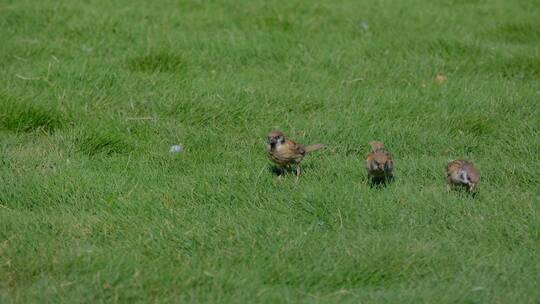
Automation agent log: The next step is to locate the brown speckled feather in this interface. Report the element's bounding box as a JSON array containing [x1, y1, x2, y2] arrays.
[[446, 159, 480, 192], [267, 139, 306, 166], [365, 149, 394, 178], [365, 141, 394, 179], [266, 131, 326, 178]]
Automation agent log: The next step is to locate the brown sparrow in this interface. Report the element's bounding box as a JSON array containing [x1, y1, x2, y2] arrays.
[[266, 131, 326, 178], [365, 141, 394, 183], [446, 159, 480, 192]]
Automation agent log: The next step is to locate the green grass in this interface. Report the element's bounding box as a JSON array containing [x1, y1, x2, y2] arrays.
[[1, 0, 539, 302]]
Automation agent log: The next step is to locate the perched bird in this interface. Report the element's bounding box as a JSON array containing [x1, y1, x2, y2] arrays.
[[445, 159, 480, 193], [266, 131, 326, 178], [365, 141, 394, 183]]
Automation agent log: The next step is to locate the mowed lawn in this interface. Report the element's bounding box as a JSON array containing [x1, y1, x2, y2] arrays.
[[1, 0, 539, 302]]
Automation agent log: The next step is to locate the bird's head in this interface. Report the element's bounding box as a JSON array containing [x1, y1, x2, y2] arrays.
[[370, 154, 389, 172], [267, 131, 286, 147]]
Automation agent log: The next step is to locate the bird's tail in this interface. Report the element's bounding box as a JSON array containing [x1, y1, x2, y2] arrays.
[[304, 143, 326, 153]]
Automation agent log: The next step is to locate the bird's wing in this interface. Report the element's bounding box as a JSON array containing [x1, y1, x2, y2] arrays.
[[385, 152, 394, 170], [365, 152, 374, 168], [462, 162, 480, 182], [285, 140, 305, 155]]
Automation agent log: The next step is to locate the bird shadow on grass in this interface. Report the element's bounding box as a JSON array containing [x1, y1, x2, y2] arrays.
[[268, 163, 316, 177], [368, 176, 395, 189], [268, 165, 285, 176], [448, 185, 479, 199]]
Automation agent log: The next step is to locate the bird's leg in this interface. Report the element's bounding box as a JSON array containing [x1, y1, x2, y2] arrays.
[[276, 166, 284, 181], [295, 165, 302, 180]]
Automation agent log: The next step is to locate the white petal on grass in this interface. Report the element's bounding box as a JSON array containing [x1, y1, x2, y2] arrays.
[[359, 21, 369, 31], [82, 45, 93, 53], [169, 145, 183, 154]]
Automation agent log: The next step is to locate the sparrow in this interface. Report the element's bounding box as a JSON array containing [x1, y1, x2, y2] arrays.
[[445, 159, 480, 192], [365, 141, 394, 183], [266, 131, 326, 178]]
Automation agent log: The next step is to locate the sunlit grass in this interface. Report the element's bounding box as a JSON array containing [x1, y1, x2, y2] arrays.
[[1, 0, 539, 302]]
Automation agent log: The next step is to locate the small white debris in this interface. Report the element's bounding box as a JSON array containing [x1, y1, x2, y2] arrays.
[[169, 144, 183, 154], [82, 45, 93, 53], [359, 21, 369, 31]]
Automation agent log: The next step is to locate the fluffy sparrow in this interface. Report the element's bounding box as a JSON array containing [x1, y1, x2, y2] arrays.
[[365, 141, 394, 183], [445, 159, 480, 192], [266, 131, 326, 178]]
